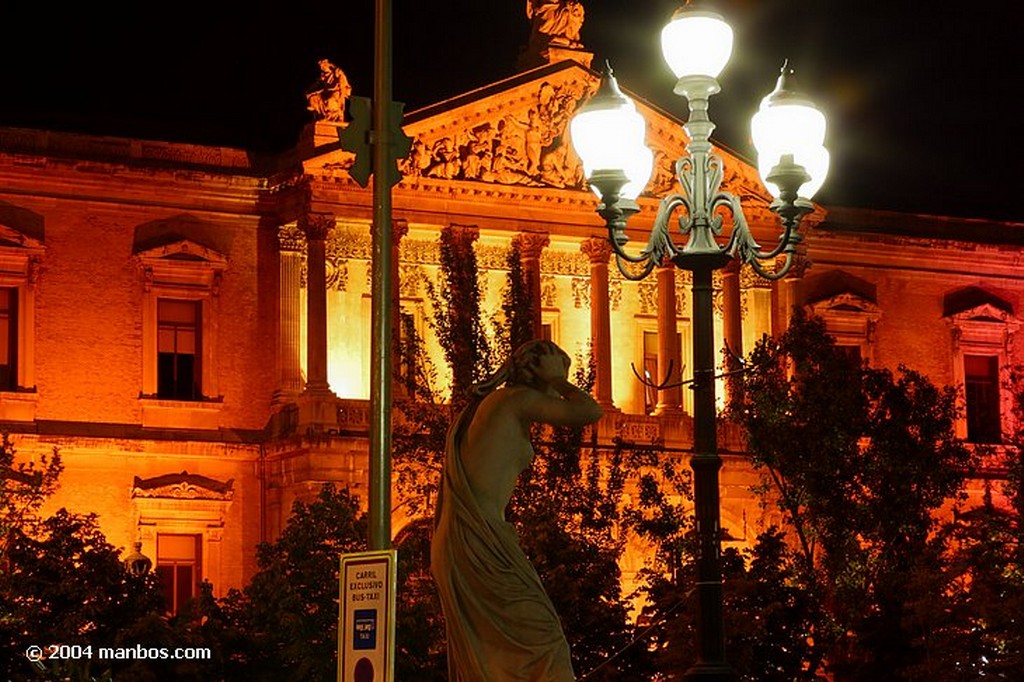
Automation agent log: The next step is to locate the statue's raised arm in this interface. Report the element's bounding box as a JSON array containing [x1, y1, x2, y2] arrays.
[[431, 339, 600, 681]]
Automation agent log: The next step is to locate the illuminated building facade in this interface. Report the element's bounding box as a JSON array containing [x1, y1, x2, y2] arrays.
[[1, 47, 1020, 609]]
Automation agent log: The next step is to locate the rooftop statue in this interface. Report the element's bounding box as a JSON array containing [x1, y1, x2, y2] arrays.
[[305, 59, 351, 122], [526, 0, 585, 49], [431, 339, 602, 681]]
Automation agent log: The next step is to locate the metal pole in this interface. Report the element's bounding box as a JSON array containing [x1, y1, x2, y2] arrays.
[[684, 262, 734, 681], [368, 0, 393, 551]]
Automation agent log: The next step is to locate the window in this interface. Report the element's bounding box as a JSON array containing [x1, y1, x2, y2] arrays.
[[0, 288, 16, 391], [642, 330, 659, 414], [0, 223, 43, 421], [945, 290, 1019, 443], [156, 534, 201, 615], [641, 329, 684, 415], [397, 306, 418, 393], [134, 232, 227, 428], [157, 300, 201, 400], [805, 291, 880, 366], [964, 354, 1001, 443]]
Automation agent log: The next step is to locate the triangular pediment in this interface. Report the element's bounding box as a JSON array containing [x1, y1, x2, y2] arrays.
[[0, 223, 45, 251], [943, 286, 1013, 319], [134, 238, 228, 266], [305, 60, 780, 215], [131, 214, 232, 260]]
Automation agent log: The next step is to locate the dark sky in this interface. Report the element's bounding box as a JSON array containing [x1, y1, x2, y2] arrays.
[[1, 1, 1019, 222]]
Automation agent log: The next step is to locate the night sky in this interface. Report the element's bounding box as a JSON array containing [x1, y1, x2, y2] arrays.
[[1, 1, 1019, 222]]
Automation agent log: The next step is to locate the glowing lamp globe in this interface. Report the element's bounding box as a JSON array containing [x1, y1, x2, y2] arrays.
[[661, 6, 734, 79], [571, 65, 653, 200], [751, 62, 829, 199]]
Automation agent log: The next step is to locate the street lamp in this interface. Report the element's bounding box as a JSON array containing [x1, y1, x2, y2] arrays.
[[570, 3, 828, 680]]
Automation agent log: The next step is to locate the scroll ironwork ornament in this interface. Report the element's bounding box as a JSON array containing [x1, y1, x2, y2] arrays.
[[583, 67, 816, 285]]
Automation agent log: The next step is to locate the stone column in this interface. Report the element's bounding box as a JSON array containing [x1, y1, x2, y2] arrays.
[[275, 224, 305, 403], [721, 260, 743, 363], [514, 232, 550, 340], [298, 211, 338, 431], [391, 219, 409, 395], [721, 261, 744, 408], [771, 255, 810, 337], [580, 237, 616, 410], [655, 263, 684, 415]]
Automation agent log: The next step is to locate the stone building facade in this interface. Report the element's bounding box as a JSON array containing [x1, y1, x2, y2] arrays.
[[1, 54, 1020, 609]]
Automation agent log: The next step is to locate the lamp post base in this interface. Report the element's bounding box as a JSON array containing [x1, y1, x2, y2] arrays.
[[683, 662, 739, 681]]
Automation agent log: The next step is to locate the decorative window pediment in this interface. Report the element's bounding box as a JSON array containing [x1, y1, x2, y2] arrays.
[[945, 293, 1019, 352], [805, 290, 882, 362], [132, 471, 235, 501], [134, 238, 228, 293]]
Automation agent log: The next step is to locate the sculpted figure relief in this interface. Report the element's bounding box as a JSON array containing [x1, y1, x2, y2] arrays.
[[527, 0, 585, 48], [431, 340, 603, 681], [306, 59, 351, 122]]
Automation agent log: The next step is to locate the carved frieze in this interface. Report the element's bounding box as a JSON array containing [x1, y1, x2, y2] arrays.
[[401, 239, 441, 266], [278, 224, 307, 252], [540, 275, 558, 308], [609, 280, 621, 311], [399, 264, 429, 298], [541, 249, 587, 277], [638, 281, 657, 316], [572, 277, 589, 309], [400, 77, 593, 191]]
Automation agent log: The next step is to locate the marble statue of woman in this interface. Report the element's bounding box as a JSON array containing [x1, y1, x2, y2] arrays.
[[431, 339, 603, 681]]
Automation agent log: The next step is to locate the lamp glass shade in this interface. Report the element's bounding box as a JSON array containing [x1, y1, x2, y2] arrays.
[[588, 144, 654, 201], [570, 101, 647, 176], [758, 145, 830, 200], [661, 12, 733, 79], [751, 101, 826, 154]]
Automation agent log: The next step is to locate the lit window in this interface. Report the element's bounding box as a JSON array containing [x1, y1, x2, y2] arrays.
[[397, 307, 418, 392], [157, 300, 201, 400], [0, 288, 17, 391], [964, 354, 1001, 444], [643, 330, 659, 415], [944, 289, 1019, 444], [156, 534, 201, 615]]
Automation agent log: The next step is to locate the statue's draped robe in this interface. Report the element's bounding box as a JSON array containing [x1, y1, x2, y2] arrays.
[[431, 401, 575, 681]]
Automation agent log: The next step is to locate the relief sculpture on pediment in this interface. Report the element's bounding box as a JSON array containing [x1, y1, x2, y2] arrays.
[[401, 79, 591, 191]]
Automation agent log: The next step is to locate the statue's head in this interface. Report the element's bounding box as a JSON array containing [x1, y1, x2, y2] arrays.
[[508, 339, 571, 390], [470, 339, 570, 397]]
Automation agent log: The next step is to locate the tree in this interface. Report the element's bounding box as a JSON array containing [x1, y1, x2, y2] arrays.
[[729, 310, 974, 679], [0, 435, 171, 682], [217, 484, 368, 681]]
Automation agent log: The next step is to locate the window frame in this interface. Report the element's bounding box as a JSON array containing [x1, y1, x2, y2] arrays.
[[0, 225, 43, 421], [134, 238, 227, 429], [947, 302, 1020, 443]]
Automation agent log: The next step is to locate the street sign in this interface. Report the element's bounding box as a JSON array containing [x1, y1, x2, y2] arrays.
[[338, 550, 397, 682]]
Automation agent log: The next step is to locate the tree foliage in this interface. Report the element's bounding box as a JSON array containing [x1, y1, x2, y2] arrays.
[[215, 484, 367, 681], [728, 310, 976, 679], [0, 436, 177, 682]]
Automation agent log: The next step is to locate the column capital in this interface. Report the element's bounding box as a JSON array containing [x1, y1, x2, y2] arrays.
[[299, 212, 336, 241], [513, 231, 550, 259], [278, 224, 307, 253], [446, 223, 480, 247], [393, 218, 410, 242], [580, 236, 612, 264]]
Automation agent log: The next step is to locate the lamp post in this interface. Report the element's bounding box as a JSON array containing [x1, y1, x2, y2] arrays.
[[570, 4, 828, 680]]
